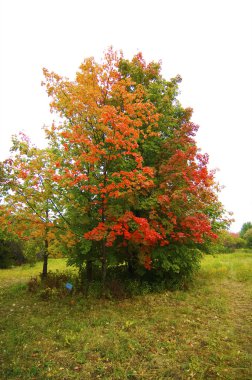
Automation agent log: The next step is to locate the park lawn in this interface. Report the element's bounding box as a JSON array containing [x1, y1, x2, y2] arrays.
[[0, 252, 251, 380]]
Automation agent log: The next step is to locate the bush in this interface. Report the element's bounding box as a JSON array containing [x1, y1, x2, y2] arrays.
[[212, 230, 246, 253], [27, 270, 77, 300], [0, 239, 25, 268], [149, 245, 202, 288]]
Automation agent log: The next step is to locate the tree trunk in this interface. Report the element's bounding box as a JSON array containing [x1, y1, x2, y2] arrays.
[[101, 165, 107, 294], [86, 260, 93, 282], [41, 239, 49, 279], [41, 205, 50, 279], [127, 248, 137, 276], [101, 241, 107, 294], [128, 260, 135, 276]]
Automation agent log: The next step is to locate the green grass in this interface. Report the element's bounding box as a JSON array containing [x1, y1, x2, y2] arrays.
[[0, 259, 70, 289], [0, 252, 252, 379]]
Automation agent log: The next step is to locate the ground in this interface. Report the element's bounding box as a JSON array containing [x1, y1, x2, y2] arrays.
[[0, 252, 251, 379]]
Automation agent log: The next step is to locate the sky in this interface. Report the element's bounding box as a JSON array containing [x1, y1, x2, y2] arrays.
[[0, 0, 251, 232]]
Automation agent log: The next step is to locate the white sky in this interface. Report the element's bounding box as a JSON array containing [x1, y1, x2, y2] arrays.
[[0, 0, 251, 232]]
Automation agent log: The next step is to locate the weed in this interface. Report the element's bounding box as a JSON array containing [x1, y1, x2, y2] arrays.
[[27, 276, 40, 292]]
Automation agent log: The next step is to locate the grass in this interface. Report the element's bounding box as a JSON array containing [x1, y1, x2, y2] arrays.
[[0, 251, 252, 379], [0, 259, 70, 289]]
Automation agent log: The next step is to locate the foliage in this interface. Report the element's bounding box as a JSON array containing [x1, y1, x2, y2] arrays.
[[0, 49, 230, 286], [40, 48, 230, 285], [240, 221, 252, 238], [243, 228, 252, 248], [212, 230, 246, 253], [21, 239, 46, 265], [21, 238, 63, 265], [0, 135, 75, 276], [0, 227, 25, 268], [0, 239, 25, 268]]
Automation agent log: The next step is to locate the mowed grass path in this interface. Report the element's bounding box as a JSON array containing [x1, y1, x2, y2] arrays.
[[0, 252, 251, 379]]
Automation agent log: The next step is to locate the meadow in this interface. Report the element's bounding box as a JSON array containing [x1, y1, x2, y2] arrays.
[[0, 251, 251, 379]]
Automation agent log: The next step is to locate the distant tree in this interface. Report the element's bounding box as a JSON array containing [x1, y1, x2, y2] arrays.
[[240, 222, 252, 238], [243, 228, 252, 248], [0, 228, 25, 268], [212, 230, 245, 252]]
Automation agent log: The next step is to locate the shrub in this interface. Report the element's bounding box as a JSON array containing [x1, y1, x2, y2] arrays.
[[27, 270, 77, 300], [0, 239, 25, 268], [212, 230, 246, 253]]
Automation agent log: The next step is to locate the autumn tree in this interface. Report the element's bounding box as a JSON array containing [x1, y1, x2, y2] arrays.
[[0, 134, 73, 277], [118, 53, 230, 279], [42, 49, 163, 285], [41, 48, 229, 286]]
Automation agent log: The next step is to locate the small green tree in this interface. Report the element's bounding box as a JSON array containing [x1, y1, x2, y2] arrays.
[[243, 228, 252, 249], [240, 222, 252, 238]]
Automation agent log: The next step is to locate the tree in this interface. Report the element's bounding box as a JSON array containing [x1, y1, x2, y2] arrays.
[[0, 227, 25, 268], [0, 134, 71, 277], [240, 222, 252, 238], [118, 52, 230, 277], [213, 230, 245, 253], [41, 48, 229, 286], [42, 49, 162, 285], [243, 228, 252, 249]]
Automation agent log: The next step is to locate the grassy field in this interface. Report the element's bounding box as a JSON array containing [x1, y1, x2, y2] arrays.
[[0, 252, 251, 379]]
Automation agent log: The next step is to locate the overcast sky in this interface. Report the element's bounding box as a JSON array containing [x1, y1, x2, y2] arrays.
[[0, 0, 251, 232]]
